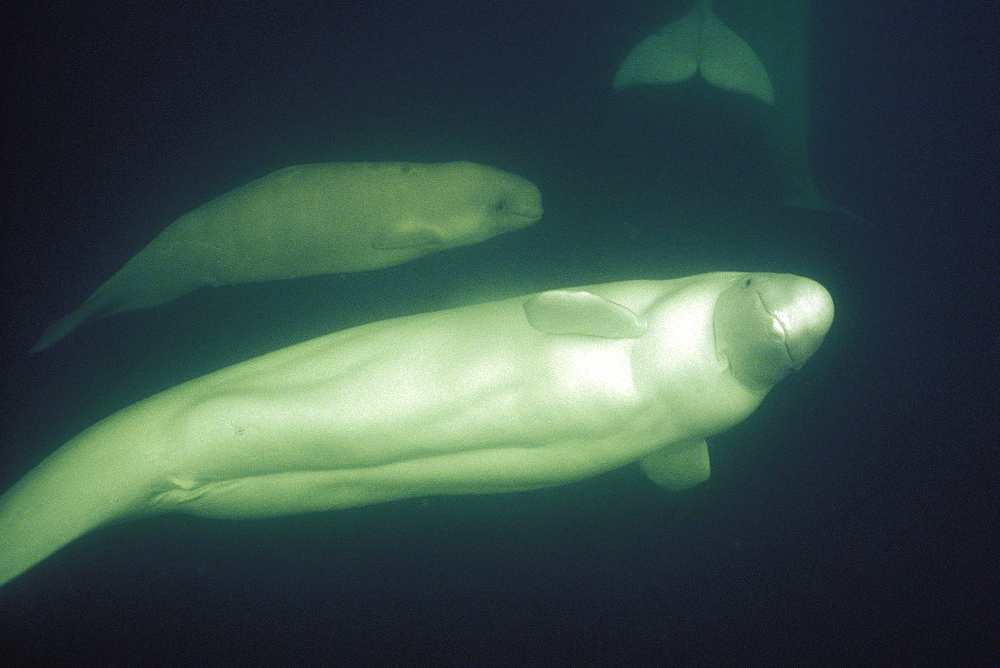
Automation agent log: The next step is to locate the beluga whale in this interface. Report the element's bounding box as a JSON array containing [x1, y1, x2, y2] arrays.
[[614, 0, 845, 213], [0, 271, 834, 587], [30, 160, 543, 352]]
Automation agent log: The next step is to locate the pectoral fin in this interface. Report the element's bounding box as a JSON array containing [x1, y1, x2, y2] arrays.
[[639, 439, 711, 491], [522, 290, 647, 338]]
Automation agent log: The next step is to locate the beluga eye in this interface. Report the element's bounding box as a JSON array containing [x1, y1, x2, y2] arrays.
[[744, 277, 753, 287], [493, 199, 508, 212]]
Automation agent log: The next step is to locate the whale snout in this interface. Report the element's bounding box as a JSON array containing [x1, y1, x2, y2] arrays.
[[752, 274, 835, 369], [714, 273, 834, 387], [506, 185, 544, 228]]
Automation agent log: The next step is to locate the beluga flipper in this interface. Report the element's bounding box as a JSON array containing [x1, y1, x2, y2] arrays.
[[613, 0, 775, 106]]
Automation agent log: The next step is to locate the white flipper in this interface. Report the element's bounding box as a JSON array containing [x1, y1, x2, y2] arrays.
[[522, 290, 647, 338], [614, 0, 775, 106], [639, 439, 711, 491]]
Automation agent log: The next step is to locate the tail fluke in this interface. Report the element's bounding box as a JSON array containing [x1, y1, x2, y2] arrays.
[[614, 0, 775, 106], [29, 298, 109, 352]]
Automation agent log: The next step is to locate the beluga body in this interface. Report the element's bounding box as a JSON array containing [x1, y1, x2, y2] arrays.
[[1, 272, 834, 586]]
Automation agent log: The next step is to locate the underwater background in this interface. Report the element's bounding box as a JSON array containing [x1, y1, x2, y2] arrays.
[[1, 0, 995, 663]]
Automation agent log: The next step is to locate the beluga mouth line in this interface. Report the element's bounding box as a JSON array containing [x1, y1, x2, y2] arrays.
[[751, 287, 796, 366]]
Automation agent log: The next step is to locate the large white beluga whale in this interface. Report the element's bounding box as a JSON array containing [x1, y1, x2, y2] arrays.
[[0, 272, 834, 587], [30, 160, 543, 352]]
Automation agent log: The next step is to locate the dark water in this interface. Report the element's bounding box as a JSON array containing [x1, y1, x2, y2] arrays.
[[1, 1, 995, 663]]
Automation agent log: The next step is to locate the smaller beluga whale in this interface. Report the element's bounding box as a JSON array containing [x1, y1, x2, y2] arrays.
[[30, 161, 543, 352], [613, 0, 775, 106], [0, 272, 834, 587]]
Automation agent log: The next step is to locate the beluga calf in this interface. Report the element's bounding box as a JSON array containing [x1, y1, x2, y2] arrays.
[[1, 272, 834, 586], [31, 160, 543, 351]]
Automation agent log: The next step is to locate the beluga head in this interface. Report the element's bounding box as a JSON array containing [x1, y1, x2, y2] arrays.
[[713, 273, 834, 388]]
